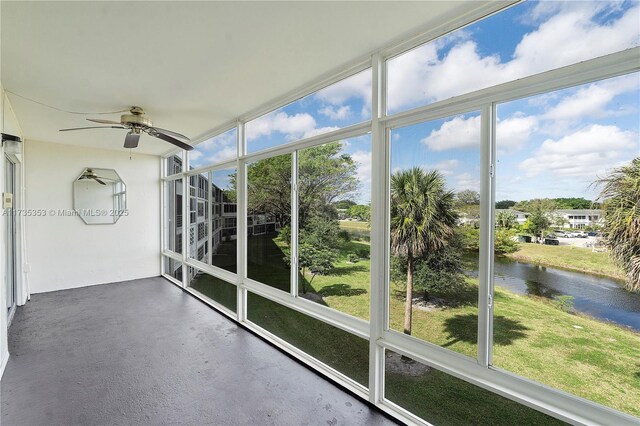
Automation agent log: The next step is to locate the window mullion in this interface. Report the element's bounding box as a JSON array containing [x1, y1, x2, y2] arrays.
[[237, 121, 248, 322], [369, 53, 386, 405], [477, 104, 496, 367]]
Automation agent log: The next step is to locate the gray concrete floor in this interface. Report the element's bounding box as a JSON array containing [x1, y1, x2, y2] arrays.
[[1, 277, 396, 426]]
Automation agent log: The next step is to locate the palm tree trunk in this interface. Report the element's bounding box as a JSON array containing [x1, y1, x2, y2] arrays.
[[404, 255, 413, 335]]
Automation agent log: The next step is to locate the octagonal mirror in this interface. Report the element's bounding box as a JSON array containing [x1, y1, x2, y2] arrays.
[[73, 168, 126, 224]]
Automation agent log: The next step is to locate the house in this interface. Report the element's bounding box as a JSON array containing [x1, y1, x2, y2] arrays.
[[496, 209, 529, 225], [1, 2, 638, 425], [553, 209, 604, 229]]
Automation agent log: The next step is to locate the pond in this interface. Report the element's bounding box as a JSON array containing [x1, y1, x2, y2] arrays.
[[484, 256, 640, 331]]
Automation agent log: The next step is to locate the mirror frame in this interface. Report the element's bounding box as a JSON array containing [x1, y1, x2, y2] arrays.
[[73, 167, 127, 225]]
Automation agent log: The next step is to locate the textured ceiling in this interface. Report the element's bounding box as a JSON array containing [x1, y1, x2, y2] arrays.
[[2, 1, 494, 155]]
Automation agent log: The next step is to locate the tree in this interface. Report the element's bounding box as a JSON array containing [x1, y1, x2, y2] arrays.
[[238, 142, 359, 229], [347, 204, 370, 222], [456, 189, 480, 205], [516, 199, 557, 242], [594, 158, 640, 293], [390, 168, 458, 336], [496, 210, 518, 229], [298, 143, 358, 227], [334, 199, 356, 210], [554, 197, 597, 209], [297, 244, 337, 293], [391, 240, 466, 301], [245, 154, 292, 227], [296, 215, 341, 293], [495, 200, 516, 209]]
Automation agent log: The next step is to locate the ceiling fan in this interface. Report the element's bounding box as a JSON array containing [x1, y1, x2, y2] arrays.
[[60, 106, 193, 151], [78, 168, 111, 186]]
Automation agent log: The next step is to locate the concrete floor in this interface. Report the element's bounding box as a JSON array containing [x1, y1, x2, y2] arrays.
[[1, 277, 395, 425]]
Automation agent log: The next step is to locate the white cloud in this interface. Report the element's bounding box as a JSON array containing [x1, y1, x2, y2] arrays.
[[541, 75, 638, 126], [245, 110, 341, 142], [456, 172, 480, 192], [421, 115, 481, 151], [246, 111, 317, 141], [189, 150, 204, 162], [387, 3, 639, 112], [519, 124, 638, 177], [420, 159, 460, 176], [205, 145, 236, 163], [319, 105, 351, 120], [191, 131, 237, 166], [351, 150, 372, 185], [420, 111, 538, 153], [497, 114, 539, 151], [314, 70, 371, 108]]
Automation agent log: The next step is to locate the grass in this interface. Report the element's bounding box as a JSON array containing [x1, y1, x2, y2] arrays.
[[190, 233, 640, 422], [507, 243, 625, 281], [338, 220, 369, 230]]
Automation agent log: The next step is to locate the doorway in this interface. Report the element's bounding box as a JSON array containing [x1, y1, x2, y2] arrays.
[[4, 154, 17, 325]]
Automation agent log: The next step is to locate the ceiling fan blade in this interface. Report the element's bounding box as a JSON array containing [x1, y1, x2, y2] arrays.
[[60, 126, 125, 132], [87, 118, 123, 125], [93, 177, 107, 186], [124, 132, 141, 149], [150, 126, 190, 141], [152, 131, 194, 151]]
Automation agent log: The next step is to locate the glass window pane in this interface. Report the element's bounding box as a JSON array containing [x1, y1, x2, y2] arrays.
[[246, 69, 371, 153], [165, 152, 183, 176], [247, 153, 292, 292], [210, 168, 238, 274], [297, 136, 371, 320], [188, 173, 209, 262], [187, 267, 237, 313], [384, 350, 564, 425], [248, 292, 368, 386], [387, 1, 640, 115], [163, 256, 182, 283], [493, 72, 640, 418], [389, 112, 481, 359], [190, 128, 237, 169], [164, 178, 183, 254]]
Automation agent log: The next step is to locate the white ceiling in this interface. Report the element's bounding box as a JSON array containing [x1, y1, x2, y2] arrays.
[[2, 1, 493, 155]]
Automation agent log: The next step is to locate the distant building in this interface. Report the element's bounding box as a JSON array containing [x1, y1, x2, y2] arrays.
[[496, 209, 529, 225], [165, 156, 279, 280], [553, 209, 603, 229]]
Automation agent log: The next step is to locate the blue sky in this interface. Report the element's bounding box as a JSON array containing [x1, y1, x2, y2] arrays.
[[190, 0, 639, 204]]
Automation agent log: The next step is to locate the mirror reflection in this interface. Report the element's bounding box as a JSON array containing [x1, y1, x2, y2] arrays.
[[73, 168, 126, 224]]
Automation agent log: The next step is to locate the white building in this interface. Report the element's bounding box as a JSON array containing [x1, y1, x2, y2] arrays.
[[553, 209, 603, 229]]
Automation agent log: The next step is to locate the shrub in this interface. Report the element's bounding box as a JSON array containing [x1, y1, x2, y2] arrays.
[[347, 253, 359, 263], [356, 248, 370, 259], [495, 229, 520, 254], [338, 229, 352, 242]]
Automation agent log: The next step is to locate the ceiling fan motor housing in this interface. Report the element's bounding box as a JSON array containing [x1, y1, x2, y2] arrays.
[[121, 113, 152, 128]]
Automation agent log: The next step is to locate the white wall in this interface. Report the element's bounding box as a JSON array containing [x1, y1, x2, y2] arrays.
[[25, 139, 160, 293]]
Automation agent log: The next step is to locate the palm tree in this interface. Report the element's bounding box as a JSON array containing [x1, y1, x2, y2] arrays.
[[594, 158, 640, 293], [390, 168, 458, 335]]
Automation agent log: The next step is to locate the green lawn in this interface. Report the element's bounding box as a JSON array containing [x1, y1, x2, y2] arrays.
[[190, 233, 640, 423], [507, 243, 625, 281], [338, 219, 369, 230]]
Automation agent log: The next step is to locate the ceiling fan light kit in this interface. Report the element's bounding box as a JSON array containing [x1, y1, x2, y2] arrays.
[[59, 106, 194, 151]]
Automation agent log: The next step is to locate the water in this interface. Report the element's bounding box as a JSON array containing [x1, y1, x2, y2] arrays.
[[485, 256, 640, 331]]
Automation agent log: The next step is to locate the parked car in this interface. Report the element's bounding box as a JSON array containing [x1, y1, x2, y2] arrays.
[[572, 231, 588, 238], [587, 231, 598, 237], [544, 238, 560, 245]]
